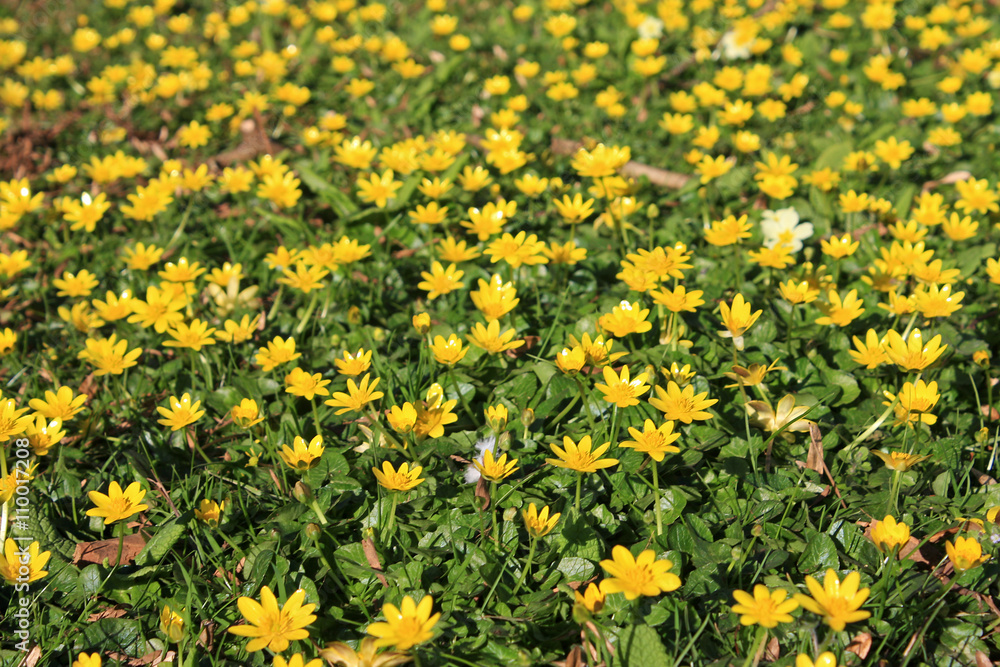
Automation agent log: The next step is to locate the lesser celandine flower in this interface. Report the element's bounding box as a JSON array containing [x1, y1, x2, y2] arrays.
[[883, 379, 940, 427], [77, 334, 143, 376], [649, 381, 717, 423], [373, 461, 425, 492], [321, 638, 410, 667], [796, 653, 837, 667], [945, 530, 992, 572], [815, 289, 866, 327], [228, 586, 316, 652], [730, 585, 799, 627], [0, 538, 50, 583], [73, 653, 101, 667], [280, 435, 325, 471], [160, 605, 184, 642], [883, 329, 946, 371], [157, 394, 206, 431], [429, 334, 468, 365], [573, 582, 606, 621], [86, 481, 149, 525], [522, 503, 560, 538], [474, 449, 518, 482], [255, 336, 302, 371], [412, 313, 431, 334], [599, 545, 681, 600], [546, 435, 619, 474], [231, 399, 263, 429], [195, 499, 225, 527], [619, 419, 680, 462], [387, 403, 418, 434], [0, 398, 31, 442], [284, 368, 331, 401], [485, 404, 508, 431], [746, 395, 813, 440], [594, 364, 650, 408], [870, 515, 910, 553], [718, 294, 762, 350], [467, 320, 524, 354], [325, 374, 384, 414], [794, 569, 871, 631], [366, 595, 440, 651]]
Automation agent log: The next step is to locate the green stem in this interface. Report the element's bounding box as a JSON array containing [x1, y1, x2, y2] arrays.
[[294, 290, 320, 334], [652, 458, 663, 536], [448, 367, 474, 421], [311, 399, 322, 437], [575, 473, 583, 513], [742, 626, 768, 667], [490, 481, 498, 544], [512, 537, 537, 596]]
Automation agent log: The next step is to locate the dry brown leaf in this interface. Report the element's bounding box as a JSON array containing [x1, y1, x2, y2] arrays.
[[846, 632, 872, 660], [922, 170, 972, 192], [805, 422, 825, 474], [73, 534, 147, 566], [764, 635, 780, 661], [981, 405, 1000, 421], [88, 607, 128, 622], [972, 468, 998, 486], [975, 650, 991, 667], [553, 645, 583, 667], [475, 476, 491, 511], [19, 644, 41, 667], [362, 537, 389, 588]]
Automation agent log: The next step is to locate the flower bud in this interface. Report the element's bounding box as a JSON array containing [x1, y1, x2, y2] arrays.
[[293, 481, 314, 504]]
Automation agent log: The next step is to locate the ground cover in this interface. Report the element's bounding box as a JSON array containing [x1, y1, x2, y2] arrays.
[[1, 0, 1000, 665]]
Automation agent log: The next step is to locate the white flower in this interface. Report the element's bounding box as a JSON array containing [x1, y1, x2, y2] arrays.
[[760, 208, 813, 252], [463, 436, 497, 484], [637, 16, 664, 40], [717, 31, 753, 60]]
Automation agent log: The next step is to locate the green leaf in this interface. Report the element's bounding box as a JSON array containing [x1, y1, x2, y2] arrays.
[[618, 624, 671, 667], [797, 532, 839, 574], [135, 519, 186, 566], [556, 556, 595, 581]]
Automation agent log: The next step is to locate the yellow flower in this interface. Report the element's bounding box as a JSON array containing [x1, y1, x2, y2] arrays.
[[794, 569, 871, 631], [387, 403, 418, 434], [429, 334, 468, 365], [619, 419, 680, 462], [373, 461, 425, 492], [280, 435, 325, 471], [160, 605, 185, 642], [86, 481, 149, 525], [870, 515, 910, 553], [555, 346, 586, 375], [882, 328, 946, 371], [815, 289, 865, 327], [273, 654, 323, 667], [156, 393, 206, 431], [594, 365, 650, 408], [467, 320, 524, 355], [356, 169, 403, 208], [484, 404, 508, 431], [795, 653, 837, 667], [849, 329, 887, 369], [77, 333, 143, 376], [473, 449, 518, 482], [871, 450, 930, 472], [730, 585, 799, 627], [320, 638, 411, 667], [72, 653, 102, 667], [418, 262, 464, 300], [649, 382, 717, 424], [546, 435, 619, 473], [24, 413, 65, 456], [598, 300, 652, 338], [324, 374, 384, 415], [599, 545, 681, 600], [0, 538, 50, 583], [746, 395, 813, 440], [284, 368, 331, 401], [718, 294, 762, 350], [231, 399, 263, 429], [228, 586, 317, 652], [723, 360, 786, 388], [255, 336, 302, 371], [195, 499, 225, 527], [883, 379, 940, 427], [522, 503, 560, 538], [572, 582, 606, 621], [0, 398, 31, 442], [366, 595, 441, 650], [946, 536, 990, 572]]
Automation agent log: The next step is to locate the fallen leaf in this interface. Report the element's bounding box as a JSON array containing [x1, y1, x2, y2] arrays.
[[805, 422, 825, 474], [20, 644, 41, 667], [981, 405, 999, 421], [765, 635, 780, 661], [846, 632, 872, 660], [88, 607, 128, 621], [975, 650, 991, 667], [362, 537, 389, 588], [475, 476, 490, 511], [73, 534, 147, 566]]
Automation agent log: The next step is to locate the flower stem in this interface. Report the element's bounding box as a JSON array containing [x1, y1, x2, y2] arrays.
[[651, 458, 663, 536], [490, 481, 499, 544], [742, 626, 768, 667], [575, 472, 583, 513], [512, 537, 537, 596], [294, 290, 320, 334]]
